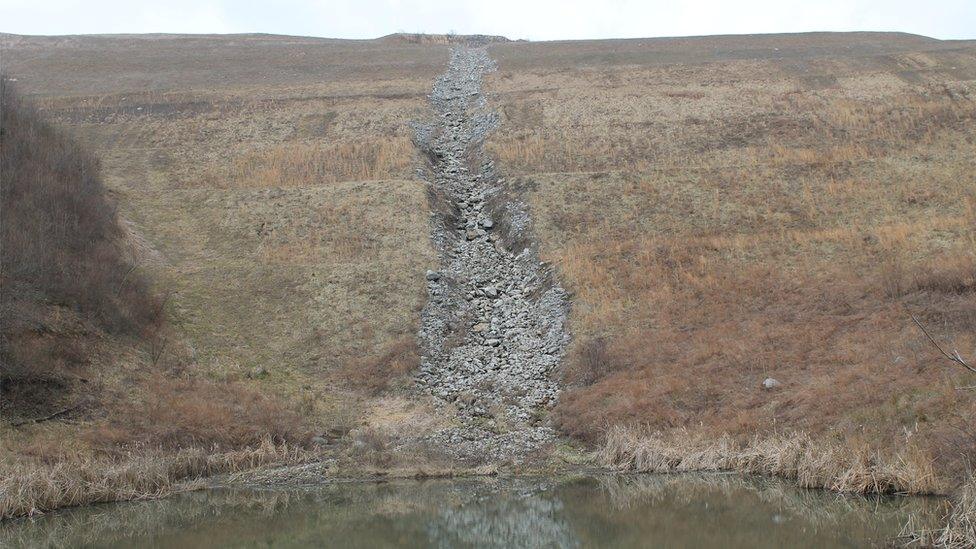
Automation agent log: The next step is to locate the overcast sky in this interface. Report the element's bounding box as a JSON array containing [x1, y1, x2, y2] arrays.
[[1, 0, 973, 41]]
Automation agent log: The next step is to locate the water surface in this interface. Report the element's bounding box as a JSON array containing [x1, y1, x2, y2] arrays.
[[0, 474, 944, 548]]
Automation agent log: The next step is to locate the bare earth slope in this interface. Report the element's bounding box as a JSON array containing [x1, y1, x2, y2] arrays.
[[1, 32, 973, 477]]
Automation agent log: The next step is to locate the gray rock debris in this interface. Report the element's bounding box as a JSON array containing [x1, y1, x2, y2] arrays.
[[762, 378, 782, 390], [413, 47, 570, 463]]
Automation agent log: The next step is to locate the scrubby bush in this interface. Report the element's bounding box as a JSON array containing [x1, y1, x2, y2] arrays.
[[340, 337, 419, 395], [89, 376, 312, 450], [0, 77, 160, 401]]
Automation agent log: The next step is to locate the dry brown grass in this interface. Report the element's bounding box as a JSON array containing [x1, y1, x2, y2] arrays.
[[549, 211, 975, 450], [488, 89, 976, 176], [223, 138, 415, 188], [0, 43, 437, 495], [0, 365, 316, 520], [909, 254, 976, 296], [936, 478, 976, 548], [0, 78, 326, 522], [0, 37, 439, 424], [3, 34, 975, 506], [487, 43, 976, 480], [0, 439, 311, 520], [338, 337, 420, 395], [601, 426, 942, 495], [89, 376, 312, 450], [904, 475, 976, 548]]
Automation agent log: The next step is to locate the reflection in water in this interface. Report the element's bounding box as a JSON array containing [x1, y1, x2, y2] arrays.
[[0, 474, 945, 548], [426, 481, 578, 549]]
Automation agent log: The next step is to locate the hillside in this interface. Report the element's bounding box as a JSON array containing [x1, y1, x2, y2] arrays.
[[0, 81, 314, 519], [1, 30, 974, 512], [482, 33, 976, 466], [0, 79, 160, 420]]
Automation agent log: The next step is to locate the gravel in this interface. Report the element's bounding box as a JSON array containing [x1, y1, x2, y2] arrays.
[[413, 47, 571, 463]]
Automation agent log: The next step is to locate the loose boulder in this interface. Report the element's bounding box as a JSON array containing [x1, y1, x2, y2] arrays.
[[762, 377, 782, 390]]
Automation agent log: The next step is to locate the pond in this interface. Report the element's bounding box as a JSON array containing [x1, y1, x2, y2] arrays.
[[0, 474, 945, 548]]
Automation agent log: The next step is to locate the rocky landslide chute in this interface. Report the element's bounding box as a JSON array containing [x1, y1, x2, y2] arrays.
[[413, 47, 570, 462]]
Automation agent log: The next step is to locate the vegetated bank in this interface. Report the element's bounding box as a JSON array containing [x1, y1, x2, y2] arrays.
[[0, 79, 313, 519], [1, 32, 974, 544], [482, 33, 976, 545]]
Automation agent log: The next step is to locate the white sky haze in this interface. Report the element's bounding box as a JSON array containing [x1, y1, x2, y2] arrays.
[[0, 0, 973, 40]]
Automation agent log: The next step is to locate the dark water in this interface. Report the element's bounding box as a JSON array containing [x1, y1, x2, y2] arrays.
[[0, 474, 945, 548]]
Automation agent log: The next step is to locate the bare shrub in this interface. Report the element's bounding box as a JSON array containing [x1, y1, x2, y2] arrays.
[[349, 427, 395, 468], [0, 78, 160, 406], [339, 337, 419, 395], [88, 376, 312, 450], [565, 337, 617, 386], [880, 253, 910, 298]]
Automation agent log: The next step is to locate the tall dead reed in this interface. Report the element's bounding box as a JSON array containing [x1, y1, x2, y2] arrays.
[[935, 479, 976, 548], [600, 426, 942, 495], [229, 139, 413, 187], [903, 475, 976, 548], [0, 440, 311, 520]]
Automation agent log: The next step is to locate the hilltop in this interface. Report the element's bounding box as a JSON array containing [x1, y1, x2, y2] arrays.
[[378, 32, 512, 45]]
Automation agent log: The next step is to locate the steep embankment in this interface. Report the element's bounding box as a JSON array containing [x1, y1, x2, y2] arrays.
[[0, 79, 160, 418], [414, 47, 570, 462], [0, 81, 313, 520]]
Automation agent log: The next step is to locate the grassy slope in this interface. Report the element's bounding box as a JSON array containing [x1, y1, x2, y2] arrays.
[[484, 33, 976, 481], [1, 32, 974, 509], [1, 35, 448, 517], [2, 34, 444, 435]]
